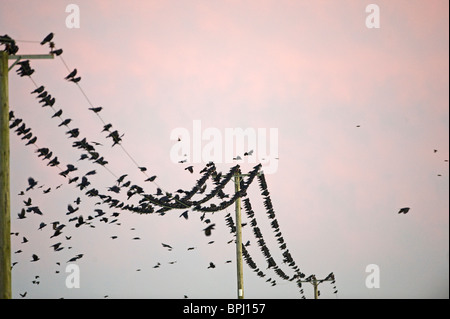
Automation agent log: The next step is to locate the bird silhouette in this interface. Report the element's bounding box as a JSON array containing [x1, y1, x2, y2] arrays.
[[65, 69, 77, 80], [203, 224, 215, 236], [179, 210, 188, 220], [185, 166, 194, 174], [207, 262, 216, 269], [398, 207, 410, 214], [40, 32, 54, 45], [31, 254, 40, 262]]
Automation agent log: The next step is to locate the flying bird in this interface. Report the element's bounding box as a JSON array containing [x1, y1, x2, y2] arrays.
[[207, 262, 216, 269], [26, 177, 38, 191], [203, 224, 216, 237], [185, 166, 194, 174], [162, 243, 173, 251], [31, 254, 40, 262], [179, 210, 188, 220], [398, 207, 410, 214]]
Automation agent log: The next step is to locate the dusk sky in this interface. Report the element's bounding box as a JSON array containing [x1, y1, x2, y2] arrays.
[[1, 0, 448, 299]]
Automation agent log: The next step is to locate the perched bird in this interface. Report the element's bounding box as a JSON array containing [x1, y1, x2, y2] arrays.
[[70, 76, 81, 83], [65, 69, 77, 80], [89, 107, 102, 113], [145, 175, 157, 182], [40, 32, 54, 45], [51, 48, 63, 56], [31, 86, 45, 94], [398, 207, 410, 214]]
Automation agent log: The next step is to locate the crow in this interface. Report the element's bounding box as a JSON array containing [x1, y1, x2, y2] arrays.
[[145, 175, 157, 182], [69, 76, 81, 83], [17, 208, 26, 219], [51, 48, 63, 56], [26, 177, 38, 191], [180, 210, 188, 220], [89, 107, 102, 113], [203, 223, 216, 237], [31, 86, 45, 94], [66, 204, 79, 215], [65, 69, 77, 79], [40, 32, 54, 45]]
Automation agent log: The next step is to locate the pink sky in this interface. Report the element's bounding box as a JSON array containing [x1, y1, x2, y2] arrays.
[[1, 0, 448, 298]]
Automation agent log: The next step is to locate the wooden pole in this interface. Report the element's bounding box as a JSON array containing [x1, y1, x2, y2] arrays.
[[0, 50, 11, 299], [234, 171, 244, 299]]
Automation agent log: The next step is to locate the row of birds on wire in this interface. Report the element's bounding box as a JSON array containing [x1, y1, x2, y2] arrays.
[[3, 32, 338, 298]]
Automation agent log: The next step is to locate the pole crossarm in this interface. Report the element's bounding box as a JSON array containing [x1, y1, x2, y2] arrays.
[[8, 54, 54, 71]]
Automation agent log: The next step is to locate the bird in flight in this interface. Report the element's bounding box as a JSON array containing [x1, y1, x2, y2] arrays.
[[203, 224, 216, 236], [398, 207, 410, 214]]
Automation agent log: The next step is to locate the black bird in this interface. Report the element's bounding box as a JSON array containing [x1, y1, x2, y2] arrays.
[[203, 224, 216, 237], [25, 136, 37, 146], [51, 48, 63, 56], [31, 254, 40, 262], [161, 243, 173, 251], [65, 69, 77, 80], [66, 204, 79, 215], [185, 166, 194, 174], [58, 118, 72, 127], [89, 107, 102, 113], [70, 76, 81, 83], [145, 175, 157, 182], [52, 109, 63, 118], [26, 177, 38, 191], [40, 32, 54, 45], [398, 207, 410, 214], [17, 208, 26, 219], [31, 86, 45, 94], [180, 210, 188, 220], [207, 262, 215, 269], [38, 222, 47, 230]]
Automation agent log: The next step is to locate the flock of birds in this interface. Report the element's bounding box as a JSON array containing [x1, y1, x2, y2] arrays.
[[3, 32, 327, 299], [6, 30, 446, 299]]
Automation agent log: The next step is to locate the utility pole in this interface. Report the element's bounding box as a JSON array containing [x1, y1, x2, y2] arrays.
[[0, 50, 11, 300], [0, 44, 54, 298], [299, 273, 335, 299], [234, 170, 244, 299]]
